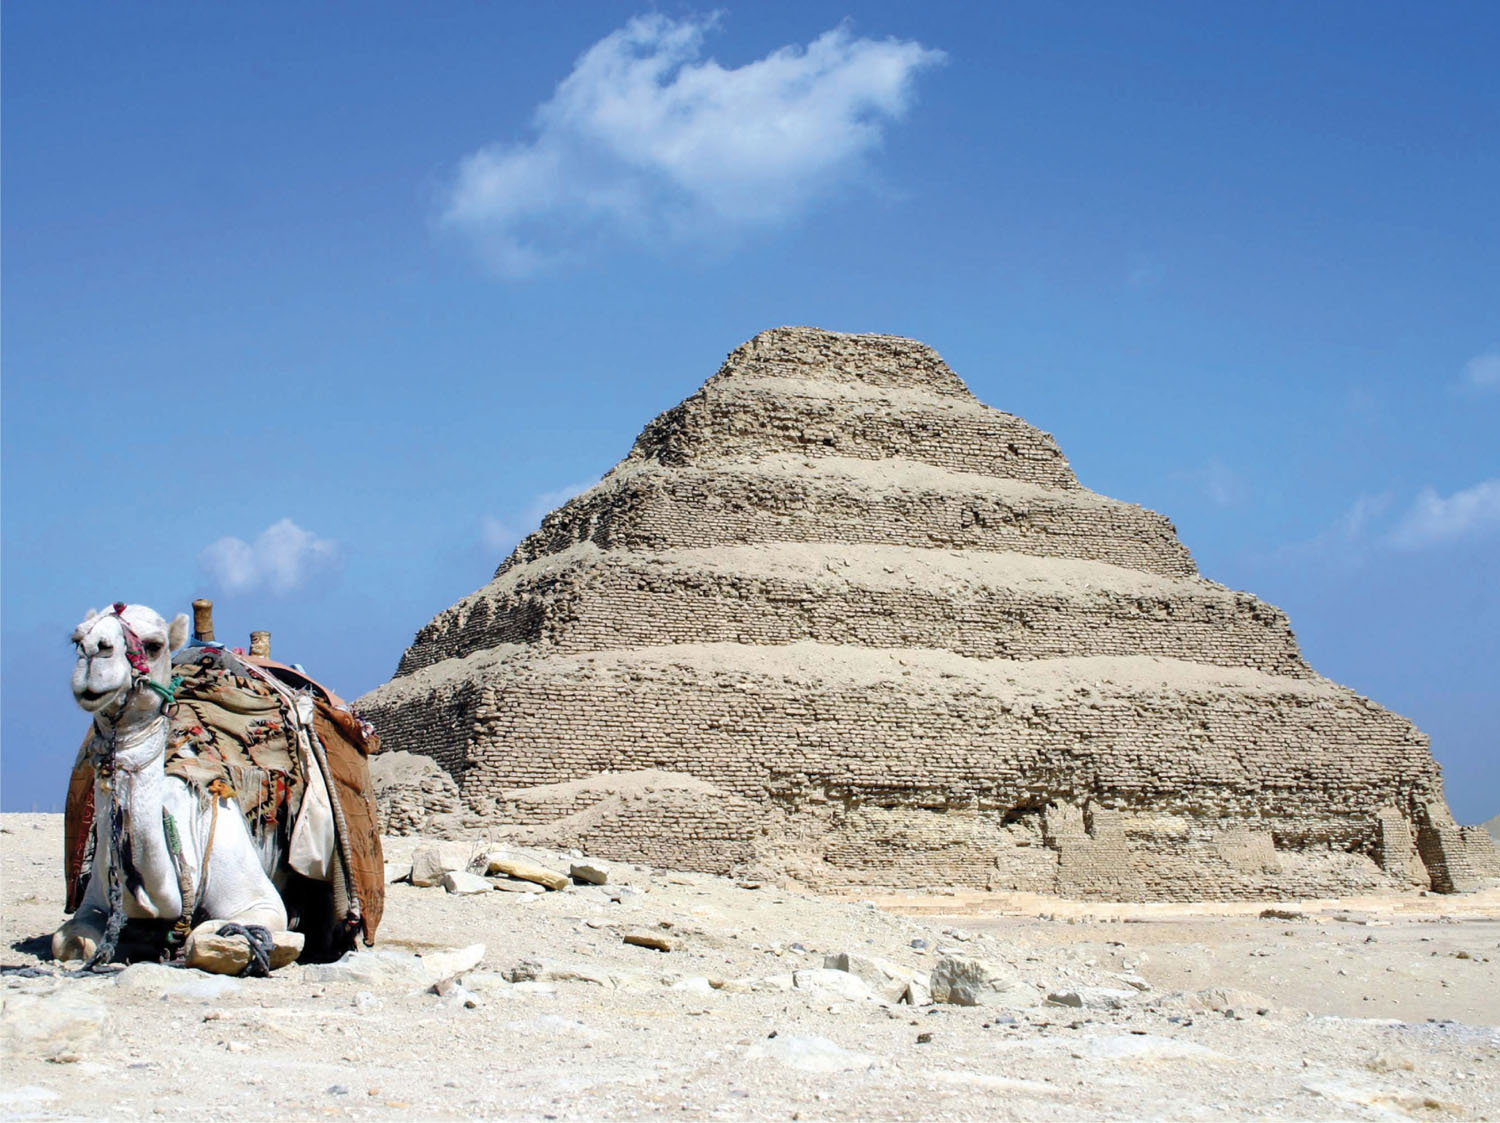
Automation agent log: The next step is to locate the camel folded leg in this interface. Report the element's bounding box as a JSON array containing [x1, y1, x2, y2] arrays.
[[52, 818, 114, 963], [178, 787, 295, 975]]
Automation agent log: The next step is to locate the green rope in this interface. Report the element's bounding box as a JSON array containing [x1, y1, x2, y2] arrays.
[[143, 674, 184, 705], [161, 808, 197, 951], [162, 808, 182, 855]]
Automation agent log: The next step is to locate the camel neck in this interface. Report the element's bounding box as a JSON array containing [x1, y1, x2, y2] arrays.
[[96, 712, 168, 771], [92, 711, 182, 920]]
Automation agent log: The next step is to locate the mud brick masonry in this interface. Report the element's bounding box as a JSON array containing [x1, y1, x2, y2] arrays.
[[359, 328, 1499, 899]]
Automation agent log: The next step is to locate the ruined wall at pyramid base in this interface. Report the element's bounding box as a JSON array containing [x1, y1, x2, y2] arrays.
[[359, 641, 1500, 900]]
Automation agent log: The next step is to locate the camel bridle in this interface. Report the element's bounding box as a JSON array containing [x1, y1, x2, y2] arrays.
[[77, 604, 182, 723]]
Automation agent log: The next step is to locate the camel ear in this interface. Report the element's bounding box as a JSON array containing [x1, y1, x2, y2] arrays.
[[168, 613, 190, 652]]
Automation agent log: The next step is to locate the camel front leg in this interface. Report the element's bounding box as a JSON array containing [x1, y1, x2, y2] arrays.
[[180, 789, 296, 974], [52, 820, 113, 963]]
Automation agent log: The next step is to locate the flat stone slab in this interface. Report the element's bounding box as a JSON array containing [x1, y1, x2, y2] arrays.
[[478, 854, 570, 891], [442, 870, 493, 895], [622, 931, 673, 952]]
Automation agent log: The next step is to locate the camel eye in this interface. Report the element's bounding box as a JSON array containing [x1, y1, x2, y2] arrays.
[[96, 641, 113, 655], [144, 641, 164, 658]]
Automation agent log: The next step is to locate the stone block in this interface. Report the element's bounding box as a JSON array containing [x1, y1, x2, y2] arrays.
[[930, 955, 1034, 1008], [410, 843, 473, 887], [477, 853, 569, 890]]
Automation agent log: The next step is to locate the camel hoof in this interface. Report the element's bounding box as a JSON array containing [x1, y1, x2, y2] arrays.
[[51, 928, 99, 964]]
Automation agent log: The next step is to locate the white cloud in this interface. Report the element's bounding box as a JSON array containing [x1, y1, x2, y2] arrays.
[[482, 480, 596, 557], [199, 518, 340, 595], [441, 14, 944, 276], [1331, 492, 1394, 541], [1270, 492, 1393, 566], [1463, 347, 1500, 391], [1173, 459, 1245, 507], [1387, 479, 1500, 550], [1270, 480, 1500, 564]]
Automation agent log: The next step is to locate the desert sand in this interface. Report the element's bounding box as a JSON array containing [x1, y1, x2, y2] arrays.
[[3, 813, 1497, 1121]]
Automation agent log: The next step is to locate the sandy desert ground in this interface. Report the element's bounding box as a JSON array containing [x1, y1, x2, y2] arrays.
[[3, 812, 1497, 1121]]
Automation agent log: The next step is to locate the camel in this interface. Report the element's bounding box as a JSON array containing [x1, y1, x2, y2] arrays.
[[53, 603, 367, 973]]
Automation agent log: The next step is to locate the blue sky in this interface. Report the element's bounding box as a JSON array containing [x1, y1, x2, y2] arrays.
[[4, 3, 1496, 820]]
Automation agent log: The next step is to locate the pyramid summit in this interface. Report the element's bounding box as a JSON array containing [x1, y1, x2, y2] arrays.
[[360, 327, 1498, 898]]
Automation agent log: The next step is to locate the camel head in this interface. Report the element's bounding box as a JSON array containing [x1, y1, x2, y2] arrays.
[[71, 604, 189, 717]]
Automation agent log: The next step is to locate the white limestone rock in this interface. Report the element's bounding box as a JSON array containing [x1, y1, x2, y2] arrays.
[[421, 943, 487, 980], [441, 870, 492, 895], [930, 955, 1035, 1008], [114, 962, 243, 998], [569, 859, 611, 885], [301, 943, 483, 987], [410, 842, 473, 887], [302, 949, 432, 986], [822, 952, 923, 1003], [1045, 986, 1138, 1010], [792, 968, 881, 1004]]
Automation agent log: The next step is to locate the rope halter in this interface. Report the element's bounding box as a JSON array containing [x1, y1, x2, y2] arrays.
[[106, 602, 183, 707], [78, 605, 183, 730]]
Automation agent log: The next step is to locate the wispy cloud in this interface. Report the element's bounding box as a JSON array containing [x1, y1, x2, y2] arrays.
[[440, 13, 944, 277], [481, 480, 596, 557], [1387, 479, 1500, 550], [1270, 492, 1393, 567], [1173, 459, 1246, 507], [199, 519, 340, 595], [1463, 347, 1500, 391], [1271, 479, 1500, 565]]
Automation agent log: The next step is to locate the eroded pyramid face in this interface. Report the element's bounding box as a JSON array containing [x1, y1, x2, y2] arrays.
[[360, 327, 1497, 899]]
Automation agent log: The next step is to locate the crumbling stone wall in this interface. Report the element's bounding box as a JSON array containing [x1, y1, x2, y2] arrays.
[[368, 749, 466, 837], [359, 327, 1498, 898]]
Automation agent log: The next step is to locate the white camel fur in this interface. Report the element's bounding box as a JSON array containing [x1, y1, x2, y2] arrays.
[[52, 604, 288, 966]]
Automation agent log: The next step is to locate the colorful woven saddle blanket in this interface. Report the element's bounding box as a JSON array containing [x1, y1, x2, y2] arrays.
[[165, 648, 308, 850]]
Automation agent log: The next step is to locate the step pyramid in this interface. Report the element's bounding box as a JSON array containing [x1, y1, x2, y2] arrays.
[[359, 328, 1498, 898]]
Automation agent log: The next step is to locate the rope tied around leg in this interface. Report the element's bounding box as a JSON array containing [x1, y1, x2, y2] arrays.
[[65, 797, 128, 977], [214, 923, 275, 977]]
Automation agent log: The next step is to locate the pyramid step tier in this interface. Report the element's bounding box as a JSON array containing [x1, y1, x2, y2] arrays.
[[361, 643, 1439, 848], [502, 457, 1197, 579], [399, 544, 1305, 677], [630, 377, 1078, 489], [707, 327, 975, 399]]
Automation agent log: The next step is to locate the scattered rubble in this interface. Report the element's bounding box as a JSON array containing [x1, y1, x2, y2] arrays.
[[4, 815, 1498, 1120]]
